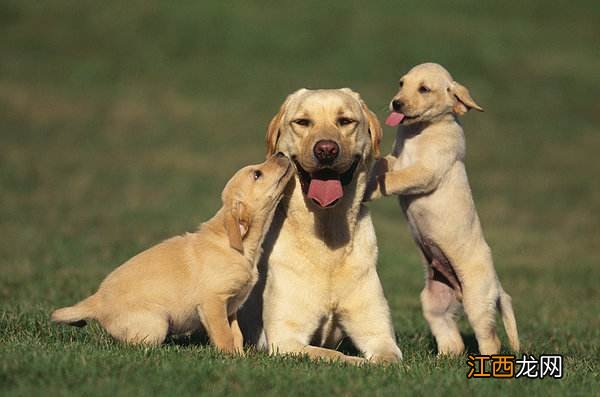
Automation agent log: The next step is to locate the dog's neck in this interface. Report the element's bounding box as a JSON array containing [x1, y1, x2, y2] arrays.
[[202, 208, 276, 266], [399, 113, 459, 137], [240, 205, 279, 265]]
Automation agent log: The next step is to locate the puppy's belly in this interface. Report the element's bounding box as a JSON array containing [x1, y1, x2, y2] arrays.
[[402, 196, 446, 239], [402, 184, 478, 244], [400, 185, 490, 287]]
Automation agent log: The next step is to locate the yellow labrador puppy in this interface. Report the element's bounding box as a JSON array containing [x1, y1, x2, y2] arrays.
[[51, 154, 293, 353], [240, 88, 402, 364], [365, 63, 519, 355]]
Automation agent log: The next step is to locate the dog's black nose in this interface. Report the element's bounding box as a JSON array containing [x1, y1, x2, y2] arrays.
[[275, 152, 286, 158], [392, 99, 403, 112], [313, 140, 339, 164]]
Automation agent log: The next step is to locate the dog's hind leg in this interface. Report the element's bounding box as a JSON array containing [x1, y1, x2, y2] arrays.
[[417, 240, 464, 355], [461, 267, 502, 355], [101, 311, 169, 346], [421, 275, 465, 356]]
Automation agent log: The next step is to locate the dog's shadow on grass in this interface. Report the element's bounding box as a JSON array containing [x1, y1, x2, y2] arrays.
[[162, 326, 481, 358], [335, 332, 480, 358], [165, 331, 480, 357], [336, 337, 361, 356], [165, 331, 210, 347], [166, 333, 365, 357], [462, 333, 479, 354]]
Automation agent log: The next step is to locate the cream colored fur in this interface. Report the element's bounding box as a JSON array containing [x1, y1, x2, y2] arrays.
[[240, 88, 402, 365], [51, 155, 293, 354], [366, 63, 519, 355]]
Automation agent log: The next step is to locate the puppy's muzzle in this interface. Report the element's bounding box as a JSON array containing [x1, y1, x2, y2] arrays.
[[391, 99, 404, 112]]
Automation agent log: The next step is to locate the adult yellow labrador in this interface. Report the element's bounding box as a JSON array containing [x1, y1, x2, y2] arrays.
[[240, 88, 402, 364]]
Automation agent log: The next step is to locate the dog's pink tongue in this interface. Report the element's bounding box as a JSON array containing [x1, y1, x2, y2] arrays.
[[385, 112, 405, 126], [307, 178, 343, 207]]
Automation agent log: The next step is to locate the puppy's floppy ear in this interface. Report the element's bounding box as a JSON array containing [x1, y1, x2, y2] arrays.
[[451, 81, 484, 116], [266, 89, 307, 158], [224, 201, 249, 253]]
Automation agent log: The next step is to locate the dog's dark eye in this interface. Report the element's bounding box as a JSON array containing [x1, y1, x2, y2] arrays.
[[253, 170, 262, 180], [399, 80, 404, 88], [293, 119, 310, 127], [338, 117, 355, 126], [418, 86, 431, 94]]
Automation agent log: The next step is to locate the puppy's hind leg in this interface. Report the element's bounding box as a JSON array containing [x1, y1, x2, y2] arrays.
[[462, 269, 502, 355], [102, 311, 169, 346], [418, 243, 464, 356], [421, 277, 464, 356]]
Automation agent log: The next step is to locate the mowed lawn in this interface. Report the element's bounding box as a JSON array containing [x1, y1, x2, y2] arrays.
[[1, 1, 598, 395]]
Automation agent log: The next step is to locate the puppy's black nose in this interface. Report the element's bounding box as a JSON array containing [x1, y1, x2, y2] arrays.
[[313, 140, 339, 164], [392, 99, 403, 112], [275, 152, 286, 158]]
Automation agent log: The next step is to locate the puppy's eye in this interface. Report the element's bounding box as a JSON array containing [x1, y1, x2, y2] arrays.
[[399, 80, 404, 88], [292, 119, 310, 127], [418, 86, 431, 94], [338, 117, 355, 126], [253, 170, 262, 180]]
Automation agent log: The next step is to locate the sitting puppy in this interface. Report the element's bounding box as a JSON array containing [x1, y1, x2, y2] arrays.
[[52, 154, 293, 353], [366, 63, 519, 355]]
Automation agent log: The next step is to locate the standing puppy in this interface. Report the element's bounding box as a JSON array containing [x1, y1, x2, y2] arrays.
[[52, 154, 293, 353], [366, 63, 519, 355]]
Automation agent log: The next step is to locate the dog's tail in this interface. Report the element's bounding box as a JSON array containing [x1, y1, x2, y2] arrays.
[[51, 295, 98, 327], [498, 288, 520, 352]]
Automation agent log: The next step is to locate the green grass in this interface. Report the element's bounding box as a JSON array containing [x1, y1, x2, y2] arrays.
[[1, 0, 599, 395]]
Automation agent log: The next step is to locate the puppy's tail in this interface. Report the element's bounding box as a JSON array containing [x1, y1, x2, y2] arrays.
[[51, 295, 98, 327], [498, 288, 520, 352]]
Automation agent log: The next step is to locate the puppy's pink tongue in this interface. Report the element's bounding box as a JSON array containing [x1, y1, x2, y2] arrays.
[[385, 112, 405, 126], [307, 178, 343, 207]]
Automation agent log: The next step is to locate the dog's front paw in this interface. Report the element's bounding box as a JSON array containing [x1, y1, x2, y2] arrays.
[[369, 352, 402, 365], [367, 345, 403, 365], [345, 355, 368, 366], [364, 175, 386, 202]]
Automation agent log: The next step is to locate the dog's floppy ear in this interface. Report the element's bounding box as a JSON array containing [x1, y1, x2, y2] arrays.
[[361, 101, 383, 159], [451, 81, 484, 116], [364, 105, 383, 159], [266, 89, 307, 158], [224, 201, 249, 253], [266, 103, 285, 158], [341, 88, 383, 159]]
